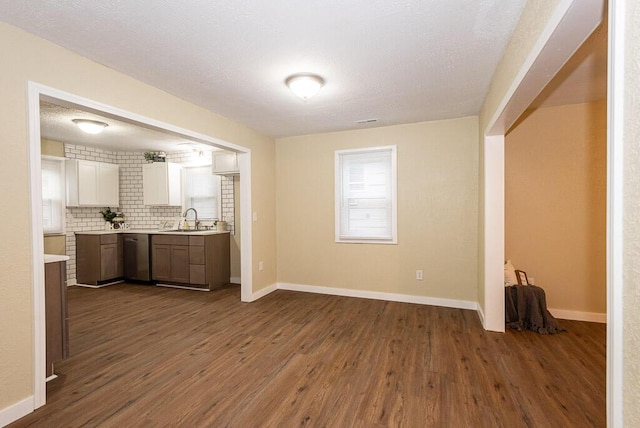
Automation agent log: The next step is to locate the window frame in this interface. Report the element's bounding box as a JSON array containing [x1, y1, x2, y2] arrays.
[[334, 145, 398, 244], [181, 164, 222, 220], [41, 155, 66, 235]]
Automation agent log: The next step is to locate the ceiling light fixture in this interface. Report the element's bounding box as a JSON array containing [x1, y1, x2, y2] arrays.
[[72, 119, 108, 134], [285, 73, 325, 100]]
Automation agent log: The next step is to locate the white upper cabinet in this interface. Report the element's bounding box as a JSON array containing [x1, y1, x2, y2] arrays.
[[143, 162, 182, 206], [212, 151, 239, 175], [66, 159, 120, 207]]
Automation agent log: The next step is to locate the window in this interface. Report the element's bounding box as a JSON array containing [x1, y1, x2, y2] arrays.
[[182, 165, 221, 219], [41, 156, 66, 234], [335, 145, 397, 243]]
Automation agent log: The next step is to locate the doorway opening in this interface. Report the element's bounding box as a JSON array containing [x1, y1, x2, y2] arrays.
[[28, 83, 254, 408]]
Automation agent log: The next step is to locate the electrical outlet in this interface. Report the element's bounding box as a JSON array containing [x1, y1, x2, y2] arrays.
[[259, 261, 264, 271], [416, 270, 424, 281]]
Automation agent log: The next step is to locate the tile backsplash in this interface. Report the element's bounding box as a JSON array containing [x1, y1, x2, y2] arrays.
[[64, 144, 235, 284]]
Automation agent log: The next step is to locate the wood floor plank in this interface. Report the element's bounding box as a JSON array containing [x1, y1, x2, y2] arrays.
[[10, 283, 605, 427]]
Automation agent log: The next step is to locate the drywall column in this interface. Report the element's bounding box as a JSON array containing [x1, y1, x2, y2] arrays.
[[483, 134, 505, 332]]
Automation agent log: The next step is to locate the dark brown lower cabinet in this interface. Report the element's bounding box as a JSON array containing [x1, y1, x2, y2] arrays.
[[45, 260, 68, 377], [151, 236, 189, 283], [76, 233, 123, 286], [151, 234, 230, 290]]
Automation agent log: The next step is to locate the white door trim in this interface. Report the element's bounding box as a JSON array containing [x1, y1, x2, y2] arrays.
[[482, 135, 505, 332], [26, 82, 47, 410], [27, 82, 254, 409], [606, 0, 625, 425]]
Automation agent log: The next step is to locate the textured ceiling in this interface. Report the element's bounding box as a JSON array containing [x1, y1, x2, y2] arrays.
[[1, 0, 528, 137], [40, 101, 215, 153]]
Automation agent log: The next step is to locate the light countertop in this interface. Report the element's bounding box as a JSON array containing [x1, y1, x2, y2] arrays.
[[44, 254, 70, 264], [75, 229, 230, 236]]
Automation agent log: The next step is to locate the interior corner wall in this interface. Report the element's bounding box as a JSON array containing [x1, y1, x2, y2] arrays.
[[505, 101, 607, 315], [275, 117, 479, 303]]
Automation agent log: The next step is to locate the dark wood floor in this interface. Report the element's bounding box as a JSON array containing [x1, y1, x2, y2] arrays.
[[11, 284, 605, 427]]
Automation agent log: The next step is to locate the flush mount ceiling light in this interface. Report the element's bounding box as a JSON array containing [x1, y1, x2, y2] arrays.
[[72, 119, 109, 134], [285, 73, 325, 100]]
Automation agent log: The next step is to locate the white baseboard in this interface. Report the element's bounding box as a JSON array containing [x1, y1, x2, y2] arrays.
[[0, 396, 33, 427], [156, 283, 210, 292], [248, 283, 277, 301], [74, 280, 123, 289], [277, 282, 478, 310], [549, 308, 606, 323], [477, 303, 486, 327], [230, 276, 241, 285], [67, 279, 77, 286]]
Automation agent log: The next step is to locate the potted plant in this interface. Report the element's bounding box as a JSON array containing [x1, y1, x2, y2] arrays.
[[143, 152, 157, 163], [100, 207, 117, 223], [100, 208, 126, 229], [143, 151, 167, 162]]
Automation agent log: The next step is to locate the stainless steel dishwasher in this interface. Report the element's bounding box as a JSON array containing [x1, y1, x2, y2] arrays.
[[122, 234, 151, 282]]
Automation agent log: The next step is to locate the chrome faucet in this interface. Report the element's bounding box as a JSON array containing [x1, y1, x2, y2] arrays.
[[182, 208, 200, 230]]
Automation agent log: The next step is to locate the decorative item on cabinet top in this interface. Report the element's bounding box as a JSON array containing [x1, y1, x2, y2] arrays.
[[143, 151, 167, 163], [100, 207, 129, 230]]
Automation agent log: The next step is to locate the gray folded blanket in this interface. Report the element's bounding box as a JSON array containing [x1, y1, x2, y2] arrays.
[[505, 285, 565, 334]]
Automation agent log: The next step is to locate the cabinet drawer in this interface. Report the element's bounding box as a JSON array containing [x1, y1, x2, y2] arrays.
[[189, 265, 206, 285], [189, 236, 205, 246], [153, 235, 189, 246], [100, 234, 118, 244], [189, 245, 205, 265]]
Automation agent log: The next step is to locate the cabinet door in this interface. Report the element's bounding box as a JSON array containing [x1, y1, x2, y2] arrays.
[[100, 243, 119, 280], [143, 163, 182, 206], [212, 151, 239, 175], [143, 163, 168, 205], [67, 159, 120, 207], [152, 244, 172, 281], [45, 262, 64, 376], [170, 245, 190, 283], [166, 163, 182, 205], [99, 163, 120, 206], [78, 161, 99, 205]]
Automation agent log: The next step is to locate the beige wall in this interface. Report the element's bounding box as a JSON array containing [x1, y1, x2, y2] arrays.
[[41, 139, 67, 255], [0, 23, 276, 410], [505, 101, 606, 314], [43, 236, 66, 256], [275, 117, 479, 302], [624, 0, 640, 423], [41, 138, 65, 157]]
